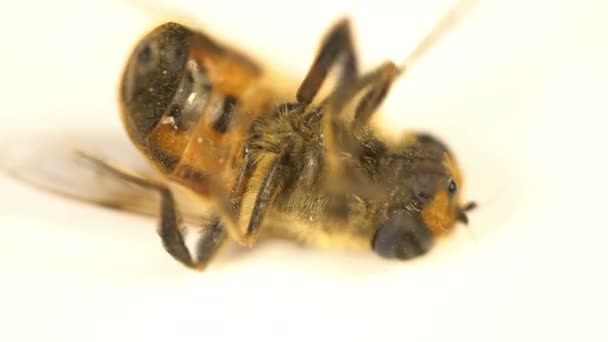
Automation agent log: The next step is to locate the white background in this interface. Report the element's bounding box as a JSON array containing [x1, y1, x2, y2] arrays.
[[1, 0, 607, 341]]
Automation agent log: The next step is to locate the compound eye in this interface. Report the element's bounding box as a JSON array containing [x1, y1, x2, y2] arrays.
[[372, 210, 433, 260], [448, 179, 458, 195]]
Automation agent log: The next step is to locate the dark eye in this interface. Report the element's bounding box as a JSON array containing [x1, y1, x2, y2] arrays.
[[448, 179, 458, 195], [372, 210, 433, 260]]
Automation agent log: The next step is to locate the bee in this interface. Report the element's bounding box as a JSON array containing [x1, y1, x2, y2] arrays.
[[3, 3, 477, 270]]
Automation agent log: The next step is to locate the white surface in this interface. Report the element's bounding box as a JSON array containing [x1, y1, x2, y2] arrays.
[[1, 0, 607, 341]]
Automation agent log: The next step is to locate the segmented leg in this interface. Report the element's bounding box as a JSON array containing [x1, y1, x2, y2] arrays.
[[231, 146, 255, 212], [296, 18, 358, 106], [157, 187, 194, 267], [242, 150, 287, 246], [352, 61, 400, 128], [295, 19, 401, 212], [193, 220, 227, 269], [295, 19, 358, 182], [77, 153, 227, 270]]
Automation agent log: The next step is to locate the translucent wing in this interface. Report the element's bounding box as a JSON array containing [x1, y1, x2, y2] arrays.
[[0, 130, 207, 222]]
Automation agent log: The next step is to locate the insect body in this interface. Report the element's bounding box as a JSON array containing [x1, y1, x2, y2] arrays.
[[112, 12, 476, 270], [1, 5, 477, 270]]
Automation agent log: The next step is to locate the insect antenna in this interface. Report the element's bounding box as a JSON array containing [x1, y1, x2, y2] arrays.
[[455, 201, 477, 241], [396, 0, 480, 77]]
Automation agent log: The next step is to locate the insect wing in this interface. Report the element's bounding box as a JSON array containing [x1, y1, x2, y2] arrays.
[[0, 131, 198, 219]]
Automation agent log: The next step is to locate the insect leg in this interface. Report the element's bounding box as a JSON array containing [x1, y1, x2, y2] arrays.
[[231, 146, 255, 213], [76, 152, 226, 270], [241, 151, 287, 246], [350, 0, 479, 127], [296, 18, 358, 106], [295, 19, 367, 190], [320, 61, 401, 214], [192, 219, 228, 270], [157, 186, 196, 267], [352, 61, 400, 128]]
